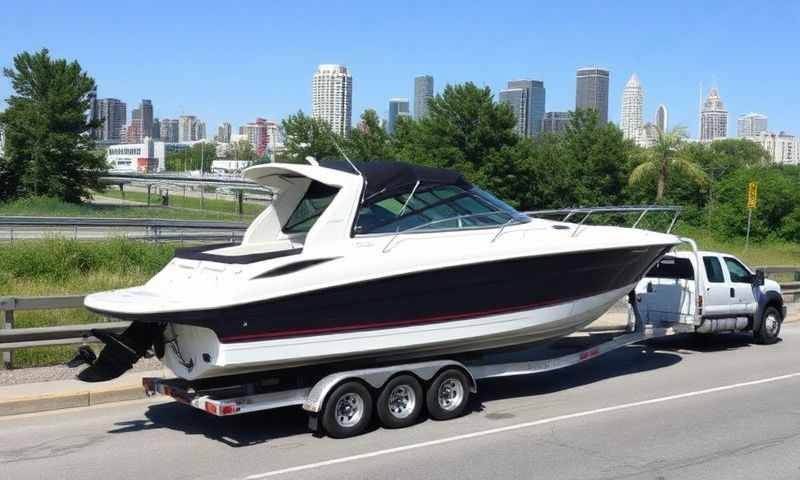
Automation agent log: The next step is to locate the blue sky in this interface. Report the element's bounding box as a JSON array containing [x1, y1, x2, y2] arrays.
[[1, 0, 798, 138]]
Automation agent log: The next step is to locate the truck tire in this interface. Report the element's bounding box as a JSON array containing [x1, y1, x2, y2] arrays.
[[321, 381, 373, 438], [376, 374, 423, 429], [754, 306, 782, 345], [426, 368, 470, 421]]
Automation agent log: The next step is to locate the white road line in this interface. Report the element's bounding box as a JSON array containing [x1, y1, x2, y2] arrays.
[[244, 371, 800, 479]]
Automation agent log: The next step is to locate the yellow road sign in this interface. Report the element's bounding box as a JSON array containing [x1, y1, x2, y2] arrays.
[[747, 182, 758, 209]]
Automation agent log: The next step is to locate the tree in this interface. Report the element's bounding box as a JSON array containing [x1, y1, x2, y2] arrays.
[[394, 82, 517, 182], [0, 49, 105, 202], [628, 126, 706, 202], [223, 138, 257, 161], [344, 109, 392, 160], [562, 109, 629, 206], [281, 110, 341, 162], [164, 142, 216, 172]]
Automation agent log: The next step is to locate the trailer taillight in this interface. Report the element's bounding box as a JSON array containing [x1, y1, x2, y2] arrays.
[[221, 404, 240, 415], [205, 402, 218, 415]]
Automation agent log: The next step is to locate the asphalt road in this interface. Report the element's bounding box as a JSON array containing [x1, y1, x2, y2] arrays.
[[3, 325, 800, 480]]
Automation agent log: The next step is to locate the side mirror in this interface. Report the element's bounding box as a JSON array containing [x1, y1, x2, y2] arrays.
[[753, 269, 765, 287]]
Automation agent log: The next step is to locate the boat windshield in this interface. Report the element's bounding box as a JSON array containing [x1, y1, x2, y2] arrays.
[[354, 184, 530, 235], [283, 181, 340, 234]]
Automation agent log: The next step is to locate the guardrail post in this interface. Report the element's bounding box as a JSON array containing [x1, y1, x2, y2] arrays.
[[1, 298, 15, 369]]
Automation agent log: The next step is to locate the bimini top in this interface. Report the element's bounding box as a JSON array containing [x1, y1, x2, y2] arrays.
[[319, 160, 473, 201]]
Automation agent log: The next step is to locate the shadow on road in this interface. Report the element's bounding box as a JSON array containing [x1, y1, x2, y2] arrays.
[[642, 332, 775, 353], [108, 402, 309, 447]]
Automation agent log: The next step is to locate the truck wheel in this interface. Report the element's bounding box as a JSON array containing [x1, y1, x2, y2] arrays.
[[426, 368, 470, 421], [754, 306, 782, 345], [376, 374, 423, 429], [321, 381, 373, 438]]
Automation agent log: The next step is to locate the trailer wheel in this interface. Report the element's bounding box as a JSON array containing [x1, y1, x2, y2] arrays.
[[426, 368, 470, 421], [754, 306, 782, 345], [376, 375, 423, 429], [321, 381, 373, 438]]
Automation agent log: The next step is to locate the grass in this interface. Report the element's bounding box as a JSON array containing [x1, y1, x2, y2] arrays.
[[100, 188, 266, 217], [673, 224, 800, 267], [1, 238, 176, 368], [0, 195, 258, 221]]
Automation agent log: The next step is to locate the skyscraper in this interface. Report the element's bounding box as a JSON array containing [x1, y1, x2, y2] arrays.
[[414, 75, 434, 119], [542, 112, 572, 134], [620, 74, 643, 141], [193, 120, 206, 141], [387, 98, 410, 135], [216, 122, 232, 143], [160, 119, 179, 143], [655, 104, 668, 133], [312, 64, 353, 136], [97, 98, 127, 142], [700, 87, 728, 142], [737, 113, 768, 138], [87, 86, 99, 139], [152, 118, 161, 140], [576, 67, 610, 123], [498, 80, 545, 137], [140, 99, 153, 137], [179, 115, 196, 142], [240, 118, 276, 157]]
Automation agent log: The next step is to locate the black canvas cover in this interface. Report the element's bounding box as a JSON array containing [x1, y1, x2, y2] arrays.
[[319, 160, 473, 200]]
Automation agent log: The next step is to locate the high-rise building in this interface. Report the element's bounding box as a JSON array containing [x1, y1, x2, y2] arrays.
[[97, 98, 127, 142], [216, 122, 232, 143], [160, 119, 179, 143], [193, 120, 206, 141], [179, 115, 196, 142], [737, 113, 768, 138], [240, 118, 276, 157], [140, 99, 153, 138], [576, 67, 610, 123], [498, 80, 545, 137], [387, 98, 410, 135], [637, 123, 661, 148], [152, 118, 161, 140], [620, 74, 643, 141], [700, 87, 728, 142], [655, 104, 668, 133], [87, 86, 100, 139], [752, 131, 799, 165], [542, 112, 572, 134], [312, 64, 353, 136], [414, 75, 434, 119]]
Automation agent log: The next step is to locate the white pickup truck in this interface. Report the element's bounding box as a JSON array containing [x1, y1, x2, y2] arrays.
[[637, 250, 787, 344]]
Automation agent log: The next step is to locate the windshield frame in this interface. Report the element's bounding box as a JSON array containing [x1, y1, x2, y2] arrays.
[[352, 183, 530, 237]]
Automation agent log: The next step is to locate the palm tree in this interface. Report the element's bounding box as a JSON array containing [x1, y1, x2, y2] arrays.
[[628, 126, 706, 202]]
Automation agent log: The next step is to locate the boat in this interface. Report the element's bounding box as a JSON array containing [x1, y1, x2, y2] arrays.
[[76, 160, 682, 382]]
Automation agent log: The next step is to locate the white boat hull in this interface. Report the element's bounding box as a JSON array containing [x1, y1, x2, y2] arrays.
[[163, 284, 633, 380]]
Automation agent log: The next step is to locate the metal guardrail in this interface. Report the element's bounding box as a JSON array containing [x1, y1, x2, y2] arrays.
[[0, 216, 249, 242]]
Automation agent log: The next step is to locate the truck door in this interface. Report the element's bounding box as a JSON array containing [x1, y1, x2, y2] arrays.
[[702, 256, 731, 317], [723, 256, 758, 316]]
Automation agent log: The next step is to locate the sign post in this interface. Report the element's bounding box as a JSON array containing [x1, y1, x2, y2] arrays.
[[746, 182, 758, 249]]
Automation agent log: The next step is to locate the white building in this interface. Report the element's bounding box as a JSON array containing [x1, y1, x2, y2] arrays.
[[700, 87, 728, 142], [655, 104, 668, 133], [621, 73, 643, 141], [106, 138, 162, 172], [0, 125, 5, 157], [637, 123, 660, 148], [737, 113, 768, 138], [752, 131, 799, 165], [312, 64, 353, 136]]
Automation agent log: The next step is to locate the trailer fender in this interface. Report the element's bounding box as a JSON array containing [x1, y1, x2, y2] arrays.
[[302, 360, 476, 413]]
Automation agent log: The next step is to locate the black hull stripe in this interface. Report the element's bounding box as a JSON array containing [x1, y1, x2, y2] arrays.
[[93, 244, 674, 343]]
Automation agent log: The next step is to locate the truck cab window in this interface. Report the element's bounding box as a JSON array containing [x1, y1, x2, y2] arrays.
[[724, 257, 752, 283], [703, 256, 725, 283]]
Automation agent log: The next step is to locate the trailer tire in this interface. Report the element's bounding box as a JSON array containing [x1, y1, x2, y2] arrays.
[[426, 368, 470, 421], [754, 306, 782, 345], [321, 381, 373, 438], [376, 374, 423, 429]]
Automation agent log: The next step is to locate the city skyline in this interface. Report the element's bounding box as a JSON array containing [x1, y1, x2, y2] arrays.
[[1, 1, 798, 138]]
